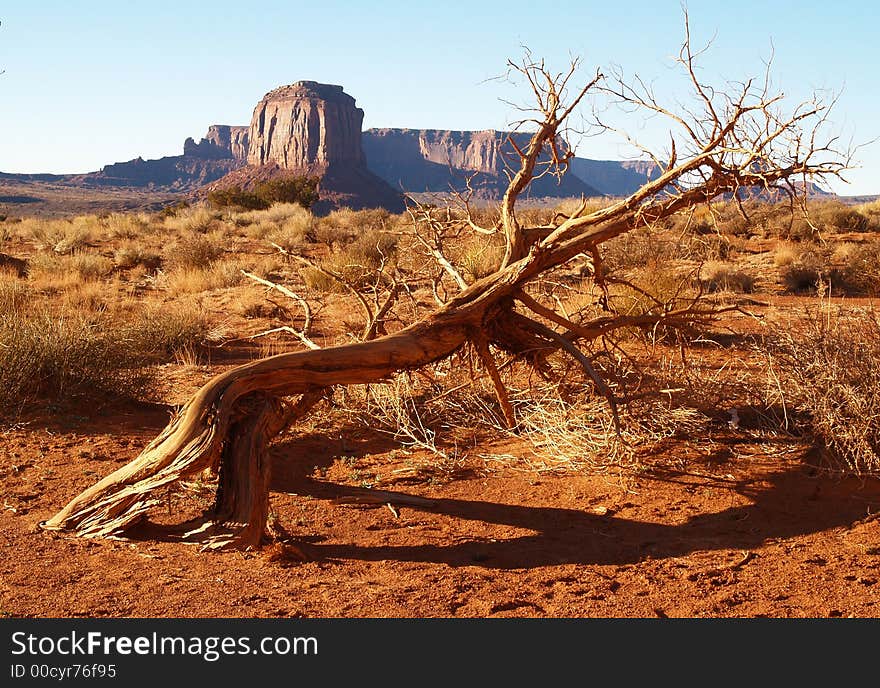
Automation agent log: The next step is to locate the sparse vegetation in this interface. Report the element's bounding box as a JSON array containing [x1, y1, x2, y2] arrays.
[[766, 305, 880, 475], [0, 307, 155, 414], [207, 175, 319, 211]]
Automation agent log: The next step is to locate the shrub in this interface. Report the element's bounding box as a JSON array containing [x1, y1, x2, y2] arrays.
[[0, 309, 155, 414], [765, 306, 880, 475], [837, 241, 880, 296], [207, 186, 268, 211], [697, 261, 755, 293], [208, 175, 319, 211], [22, 217, 93, 254], [253, 176, 319, 209], [165, 232, 225, 270]]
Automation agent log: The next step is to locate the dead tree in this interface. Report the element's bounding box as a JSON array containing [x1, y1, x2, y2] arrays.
[[42, 23, 846, 548]]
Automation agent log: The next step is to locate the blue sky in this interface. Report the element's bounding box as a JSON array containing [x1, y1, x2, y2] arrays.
[[1, 1, 877, 195]]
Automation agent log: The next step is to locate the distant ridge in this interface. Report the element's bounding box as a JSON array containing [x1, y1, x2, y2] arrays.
[[0, 79, 852, 210]]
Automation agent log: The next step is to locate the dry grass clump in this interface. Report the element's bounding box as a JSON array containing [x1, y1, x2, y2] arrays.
[[608, 258, 697, 312], [237, 204, 317, 250], [165, 231, 225, 270], [773, 242, 798, 267], [0, 307, 155, 414], [0, 272, 30, 312], [161, 259, 243, 294], [163, 206, 221, 234], [512, 385, 709, 473], [806, 200, 875, 234], [697, 261, 755, 293], [101, 212, 153, 239], [126, 300, 216, 360], [664, 200, 879, 242], [603, 227, 682, 272], [454, 235, 505, 282], [773, 241, 877, 295], [114, 242, 163, 271], [836, 241, 880, 296], [21, 217, 94, 254], [28, 251, 114, 285], [236, 202, 313, 227], [313, 208, 391, 247], [339, 363, 711, 476], [765, 305, 880, 475], [857, 199, 880, 223], [777, 247, 827, 293]]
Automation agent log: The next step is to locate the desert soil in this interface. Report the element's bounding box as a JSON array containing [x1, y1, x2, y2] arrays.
[[2, 379, 879, 619]]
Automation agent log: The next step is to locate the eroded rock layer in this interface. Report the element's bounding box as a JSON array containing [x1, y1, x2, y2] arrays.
[[246, 81, 365, 169]]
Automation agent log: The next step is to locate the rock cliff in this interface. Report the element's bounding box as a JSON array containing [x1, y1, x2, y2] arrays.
[[184, 125, 249, 160], [246, 81, 365, 169], [4, 80, 700, 204], [567, 158, 661, 197], [362, 128, 600, 198]]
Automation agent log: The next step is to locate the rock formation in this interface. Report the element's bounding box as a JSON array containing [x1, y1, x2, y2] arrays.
[[185, 125, 249, 160], [204, 81, 405, 213], [16, 79, 815, 206], [567, 158, 661, 197], [362, 128, 601, 198], [246, 81, 365, 169], [205, 125, 249, 160]]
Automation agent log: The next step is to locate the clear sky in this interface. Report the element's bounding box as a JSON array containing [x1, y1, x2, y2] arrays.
[[1, 1, 877, 195]]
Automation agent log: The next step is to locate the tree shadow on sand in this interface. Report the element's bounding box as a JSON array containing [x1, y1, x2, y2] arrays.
[[266, 437, 880, 570], [122, 423, 880, 568]]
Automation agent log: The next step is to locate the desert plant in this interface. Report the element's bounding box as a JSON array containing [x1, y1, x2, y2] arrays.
[[837, 241, 880, 296], [163, 207, 221, 234], [162, 260, 242, 295], [22, 217, 93, 254], [765, 305, 880, 475], [0, 273, 30, 312], [0, 309, 155, 415], [127, 300, 215, 360], [114, 243, 163, 271], [305, 230, 398, 292], [165, 232, 225, 270], [208, 176, 319, 211], [773, 242, 798, 267], [102, 212, 152, 239], [28, 251, 114, 284], [207, 186, 268, 211], [808, 200, 872, 233], [252, 176, 319, 209], [456, 237, 505, 282], [697, 261, 755, 293], [778, 247, 828, 293]]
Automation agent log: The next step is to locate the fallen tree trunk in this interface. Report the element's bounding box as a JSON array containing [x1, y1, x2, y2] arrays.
[[40, 269, 517, 546]]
